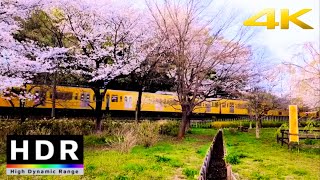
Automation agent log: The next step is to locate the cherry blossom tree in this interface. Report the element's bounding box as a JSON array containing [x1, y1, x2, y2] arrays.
[[32, 0, 147, 130], [0, 0, 41, 90], [147, 0, 253, 138], [285, 42, 320, 109]]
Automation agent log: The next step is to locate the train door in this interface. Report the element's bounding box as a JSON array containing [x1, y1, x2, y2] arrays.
[[206, 103, 211, 113], [230, 102, 234, 113], [106, 94, 110, 110], [124, 96, 132, 109], [80, 92, 90, 107]]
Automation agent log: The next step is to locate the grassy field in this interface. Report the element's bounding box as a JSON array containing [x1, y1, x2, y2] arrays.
[[0, 129, 216, 180], [0, 128, 319, 179], [224, 128, 320, 180]]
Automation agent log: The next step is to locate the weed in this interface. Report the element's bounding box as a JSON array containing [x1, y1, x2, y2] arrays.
[[159, 120, 180, 136], [114, 174, 129, 180], [228, 128, 238, 135], [304, 138, 316, 145], [251, 172, 270, 180], [123, 164, 145, 173], [155, 155, 171, 162], [293, 169, 308, 176], [182, 168, 198, 178], [136, 121, 160, 147], [169, 159, 184, 167], [226, 154, 240, 164]]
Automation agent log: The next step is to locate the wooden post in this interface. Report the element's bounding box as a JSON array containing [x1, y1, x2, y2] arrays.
[[289, 105, 299, 143]]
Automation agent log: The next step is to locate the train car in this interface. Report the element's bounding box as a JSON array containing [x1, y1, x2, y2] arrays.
[[1, 84, 318, 119]]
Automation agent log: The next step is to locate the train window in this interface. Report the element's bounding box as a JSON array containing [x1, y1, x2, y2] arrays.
[[221, 102, 226, 108], [86, 94, 90, 100], [93, 94, 96, 101], [120, 96, 123, 102], [49, 92, 73, 100], [80, 93, 84, 101], [112, 95, 118, 102], [211, 102, 218, 107], [74, 93, 78, 100], [279, 112, 282, 115], [230, 102, 234, 107]]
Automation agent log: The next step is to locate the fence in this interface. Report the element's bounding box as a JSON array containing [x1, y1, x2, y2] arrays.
[[199, 130, 232, 180]]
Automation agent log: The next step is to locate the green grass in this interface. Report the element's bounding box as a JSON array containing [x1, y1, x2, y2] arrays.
[[0, 128, 216, 179], [224, 128, 320, 180], [0, 128, 319, 179]]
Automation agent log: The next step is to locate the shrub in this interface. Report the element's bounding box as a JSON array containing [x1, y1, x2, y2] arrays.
[[112, 125, 138, 153], [211, 121, 285, 129], [226, 154, 240, 165], [228, 128, 238, 135], [136, 121, 160, 147], [159, 120, 180, 136], [304, 138, 316, 145], [182, 168, 198, 178]]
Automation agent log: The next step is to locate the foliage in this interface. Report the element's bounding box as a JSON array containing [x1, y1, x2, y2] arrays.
[[136, 121, 160, 147], [228, 128, 238, 135], [211, 121, 284, 129], [0, 0, 42, 90], [159, 120, 180, 136], [182, 168, 198, 178], [275, 123, 289, 137], [304, 138, 316, 145], [226, 154, 241, 165], [0, 119, 123, 152], [303, 119, 317, 133]]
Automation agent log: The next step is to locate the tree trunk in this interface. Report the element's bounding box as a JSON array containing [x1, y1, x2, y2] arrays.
[[51, 71, 57, 119], [185, 113, 191, 133], [19, 100, 26, 123], [178, 105, 190, 139], [256, 118, 260, 139], [94, 88, 103, 132], [135, 88, 143, 123]]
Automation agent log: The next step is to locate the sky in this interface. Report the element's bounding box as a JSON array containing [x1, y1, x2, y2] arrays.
[[217, 0, 320, 96], [131, 0, 319, 95], [133, 0, 319, 63], [224, 0, 319, 62]]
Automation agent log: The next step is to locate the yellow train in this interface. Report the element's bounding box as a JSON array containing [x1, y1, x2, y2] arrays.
[[0, 84, 318, 119]]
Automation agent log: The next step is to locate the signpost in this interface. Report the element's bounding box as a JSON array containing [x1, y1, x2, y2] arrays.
[[289, 105, 299, 143]]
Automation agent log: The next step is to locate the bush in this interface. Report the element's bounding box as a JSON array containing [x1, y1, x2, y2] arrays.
[[228, 128, 238, 135], [304, 138, 316, 145], [226, 154, 241, 165], [0, 119, 163, 153], [111, 124, 138, 153], [136, 121, 159, 147], [159, 120, 180, 136], [0, 119, 125, 152], [211, 121, 284, 129]]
